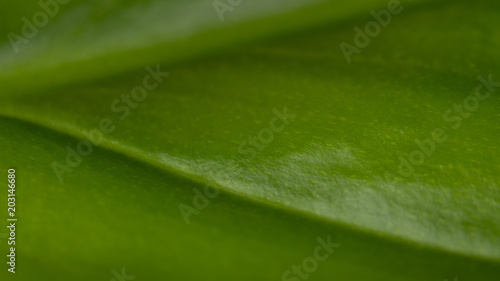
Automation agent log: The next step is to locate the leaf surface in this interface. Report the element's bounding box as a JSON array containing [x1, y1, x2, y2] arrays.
[[0, 0, 499, 280]]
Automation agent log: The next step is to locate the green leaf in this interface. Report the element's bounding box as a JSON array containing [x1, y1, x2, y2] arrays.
[[0, 0, 499, 280], [0, 0, 402, 95]]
